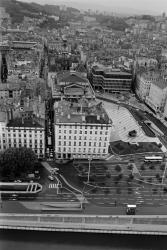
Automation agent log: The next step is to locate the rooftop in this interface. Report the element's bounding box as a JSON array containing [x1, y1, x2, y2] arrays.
[[58, 71, 88, 83], [54, 100, 111, 125], [7, 117, 43, 128]]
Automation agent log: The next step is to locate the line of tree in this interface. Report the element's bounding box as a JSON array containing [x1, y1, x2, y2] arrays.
[[0, 147, 38, 181]]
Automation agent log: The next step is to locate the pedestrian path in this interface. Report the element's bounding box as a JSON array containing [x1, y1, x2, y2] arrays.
[[49, 183, 58, 189]]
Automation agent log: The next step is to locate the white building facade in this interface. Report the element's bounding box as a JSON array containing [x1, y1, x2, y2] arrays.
[[145, 80, 167, 113], [54, 101, 112, 160]]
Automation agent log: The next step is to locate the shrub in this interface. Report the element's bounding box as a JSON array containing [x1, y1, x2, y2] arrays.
[[115, 165, 122, 172], [156, 173, 160, 179], [160, 164, 165, 171], [140, 164, 145, 171]]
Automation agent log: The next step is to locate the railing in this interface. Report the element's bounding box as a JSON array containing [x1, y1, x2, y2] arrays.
[[1, 214, 167, 235]]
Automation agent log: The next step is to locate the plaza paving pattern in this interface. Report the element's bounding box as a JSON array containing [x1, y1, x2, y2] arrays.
[[103, 101, 167, 152]]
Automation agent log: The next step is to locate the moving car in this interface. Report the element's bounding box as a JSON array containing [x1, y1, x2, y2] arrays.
[[126, 204, 136, 215]]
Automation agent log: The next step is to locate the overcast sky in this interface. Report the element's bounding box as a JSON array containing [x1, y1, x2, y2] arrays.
[[19, 0, 167, 15]]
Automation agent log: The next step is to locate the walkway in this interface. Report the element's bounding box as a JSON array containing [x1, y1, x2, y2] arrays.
[[1, 213, 167, 235]]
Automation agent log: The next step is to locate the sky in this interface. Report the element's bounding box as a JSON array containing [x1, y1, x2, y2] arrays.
[[19, 0, 167, 15]]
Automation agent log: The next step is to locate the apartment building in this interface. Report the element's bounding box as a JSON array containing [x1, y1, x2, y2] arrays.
[[52, 71, 95, 100], [90, 66, 132, 93], [145, 79, 167, 113], [4, 116, 45, 158], [136, 72, 152, 101], [0, 111, 7, 151], [54, 100, 112, 160]]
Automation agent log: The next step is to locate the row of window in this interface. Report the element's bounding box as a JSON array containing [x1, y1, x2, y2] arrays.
[[58, 130, 108, 135], [58, 125, 109, 130], [8, 134, 43, 138], [58, 141, 107, 147], [58, 135, 108, 141], [57, 147, 106, 153], [7, 129, 44, 133], [8, 139, 43, 144]]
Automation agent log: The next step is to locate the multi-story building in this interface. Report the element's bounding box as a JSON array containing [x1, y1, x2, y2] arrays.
[[145, 79, 167, 113], [54, 100, 112, 160], [0, 83, 21, 99], [90, 66, 132, 93], [51, 71, 95, 101], [0, 111, 7, 151], [6, 116, 45, 158], [136, 72, 152, 101]]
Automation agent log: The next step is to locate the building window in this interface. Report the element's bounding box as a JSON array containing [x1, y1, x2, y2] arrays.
[[79, 142, 81, 146], [59, 141, 61, 146], [105, 131, 108, 135], [64, 130, 66, 134], [89, 142, 91, 146], [94, 142, 96, 146], [84, 142, 86, 146], [59, 136, 61, 139], [85, 131, 87, 134], [103, 149, 106, 153], [75, 130, 77, 134], [99, 142, 101, 147], [95, 131, 97, 135], [69, 130, 72, 134], [90, 131, 92, 134], [74, 136, 76, 140], [69, 136, 71, 140], [69, 141, 71, 146], [64, 141, 66, 146], [74, 142, 76, 146], [64, 136, 66, 139], [80, 131, 82, 134], [100, 131, 102, 135]]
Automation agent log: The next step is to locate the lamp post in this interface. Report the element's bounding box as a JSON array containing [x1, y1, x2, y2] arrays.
[[87, 156, 92, 183]]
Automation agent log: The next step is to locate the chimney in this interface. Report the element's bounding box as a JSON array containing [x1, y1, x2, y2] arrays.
[[67, 114, 71, 119], [61, 112, 64, 116]]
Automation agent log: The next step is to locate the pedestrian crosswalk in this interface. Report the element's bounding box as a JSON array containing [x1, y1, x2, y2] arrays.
[[49, 183, 58, 189]]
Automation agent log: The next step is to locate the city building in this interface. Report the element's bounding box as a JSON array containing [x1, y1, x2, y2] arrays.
[[145, 78, 167, 113], [54, 100, 112, 160], [0, 111, 8, 151], [135, 72, 152, 101], [51, 71, 95, 101], [6, 115, 45, 158], [90, 66, 132, 93]]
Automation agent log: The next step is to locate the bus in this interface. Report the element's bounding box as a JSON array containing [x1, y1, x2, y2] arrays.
[[144, 156, 163, 162]]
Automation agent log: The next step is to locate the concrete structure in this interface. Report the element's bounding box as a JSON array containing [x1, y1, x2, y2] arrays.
[[1, 213, 167, 235], [90, 66, 132, 93], [54, 100, 112, 160]]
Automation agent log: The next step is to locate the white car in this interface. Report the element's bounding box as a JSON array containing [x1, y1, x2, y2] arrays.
[[48, 175, 54, 181]]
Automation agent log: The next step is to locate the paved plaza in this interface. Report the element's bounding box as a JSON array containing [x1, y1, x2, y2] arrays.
[[103, 101, 167, 152]]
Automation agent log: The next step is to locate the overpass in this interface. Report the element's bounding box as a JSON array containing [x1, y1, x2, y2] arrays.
[[0, 213, 167, 235]]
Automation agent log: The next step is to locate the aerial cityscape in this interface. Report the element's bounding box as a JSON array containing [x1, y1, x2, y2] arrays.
[[1, 0, 167, 248]]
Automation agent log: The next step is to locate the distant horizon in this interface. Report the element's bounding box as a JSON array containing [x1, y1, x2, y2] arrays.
[[18, 0, 167, 15]]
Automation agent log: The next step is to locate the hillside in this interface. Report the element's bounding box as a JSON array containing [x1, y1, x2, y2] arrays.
[[0, 0, 80, 24]]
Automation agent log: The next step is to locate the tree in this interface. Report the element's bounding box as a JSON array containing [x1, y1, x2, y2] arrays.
[[115, 165, 122, 172], [0, 147, 38, 180]]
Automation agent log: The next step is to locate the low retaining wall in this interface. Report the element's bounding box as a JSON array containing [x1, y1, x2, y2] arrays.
[[1, 213, 167, 235]]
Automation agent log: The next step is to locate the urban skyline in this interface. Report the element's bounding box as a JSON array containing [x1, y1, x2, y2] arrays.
[[19, 0, 167, 15]]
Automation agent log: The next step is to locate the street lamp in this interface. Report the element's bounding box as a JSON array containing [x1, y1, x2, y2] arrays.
[[87, 156, 92, 183]]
